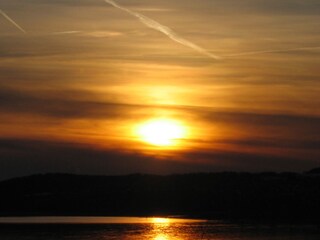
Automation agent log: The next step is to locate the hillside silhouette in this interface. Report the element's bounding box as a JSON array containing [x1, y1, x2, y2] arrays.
[[307, 167, 320, 174], [0, 172, 320, 223]]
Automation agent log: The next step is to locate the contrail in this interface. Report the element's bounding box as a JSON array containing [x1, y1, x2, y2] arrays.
[[223, 46, 320, 58], [104, 0, 220, 60], [0, 9, 26, 33], [50, 31, 83, 35]]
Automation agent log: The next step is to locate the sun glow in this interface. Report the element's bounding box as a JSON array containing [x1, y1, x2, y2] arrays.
[[152, 218, 170, 224], [136, 119, 187, 147]]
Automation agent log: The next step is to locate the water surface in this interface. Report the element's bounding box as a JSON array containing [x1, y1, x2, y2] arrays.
[[0, 217, 319, 240]]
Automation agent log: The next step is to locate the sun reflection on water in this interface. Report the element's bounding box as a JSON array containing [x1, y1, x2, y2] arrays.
[[147, 217, 206, 240], [154, 234, 169, 240], [151, 218, 172, 240]]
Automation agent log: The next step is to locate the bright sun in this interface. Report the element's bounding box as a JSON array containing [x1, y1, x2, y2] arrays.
[[136, 119, 187, 147]]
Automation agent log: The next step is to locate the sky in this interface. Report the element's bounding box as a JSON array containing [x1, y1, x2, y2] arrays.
[[0, 0, 319, 180]]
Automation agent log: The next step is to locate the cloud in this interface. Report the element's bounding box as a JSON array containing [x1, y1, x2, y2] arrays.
[[104, 0, 220, 60], [224, 46, 320, 58], [132, 8, 174, 12], [191, 108, 320, 128], [0, 84, 319, 180], [50, 30, 123, 38], [243, 0, 320, 15], [0, 87, 144, 120], [13, 0, 104, 7], [173, 0, 320, 16], [0, 136, 318, 181], [0, 86, 318, 160], [81, 31, 124, 38], [50, 31, 83, 35], [175, 148, 319, 172], [0, 138, 213, 181], [216, 138, 320, 151], [1, 86, 319, 136]]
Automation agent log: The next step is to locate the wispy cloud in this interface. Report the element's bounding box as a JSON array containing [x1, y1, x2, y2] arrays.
[[224, 46, 320, 58], [132, 8, 174, 12], [104, 0, 220, 60], [83, 31, 123, 38], [50, 30, 123, 38], [0, 9, 26, 34], [50, 31, 83, 35]]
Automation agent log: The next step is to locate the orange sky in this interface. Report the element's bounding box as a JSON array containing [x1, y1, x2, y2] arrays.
[[0, 0, 319, 179]]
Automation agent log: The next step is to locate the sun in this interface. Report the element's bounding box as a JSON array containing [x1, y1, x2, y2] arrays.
[[136, 119, 187, 147]]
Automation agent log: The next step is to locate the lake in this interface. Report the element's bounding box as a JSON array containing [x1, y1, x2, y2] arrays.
[[0, 217, 319, 240]]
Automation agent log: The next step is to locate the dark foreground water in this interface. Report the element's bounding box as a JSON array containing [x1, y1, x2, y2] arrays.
[[0, 217, 319, 240]]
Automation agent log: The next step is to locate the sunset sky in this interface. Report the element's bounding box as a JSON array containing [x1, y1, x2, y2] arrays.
[[0, 0, 319, 180]]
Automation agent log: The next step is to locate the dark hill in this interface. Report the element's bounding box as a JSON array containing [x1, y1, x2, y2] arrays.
[[0, 172, 320, 223], [307, 167, 320, 174]]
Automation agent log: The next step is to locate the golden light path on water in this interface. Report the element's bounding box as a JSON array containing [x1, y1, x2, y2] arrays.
[[0, 216, 204, 224], [154, 235, 168, 240], [150, 217, 204, 240], [0, 216, 207, 240], [152, 218, 172, 240], [0, 216, 203, 239]]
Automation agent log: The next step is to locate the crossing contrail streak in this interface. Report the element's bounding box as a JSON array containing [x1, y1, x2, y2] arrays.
[[104, 0, 220, 60], [0, 9, 26, 33]]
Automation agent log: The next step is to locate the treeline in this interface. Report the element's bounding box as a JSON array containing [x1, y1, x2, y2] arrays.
[[0, 171, 320, 222]]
